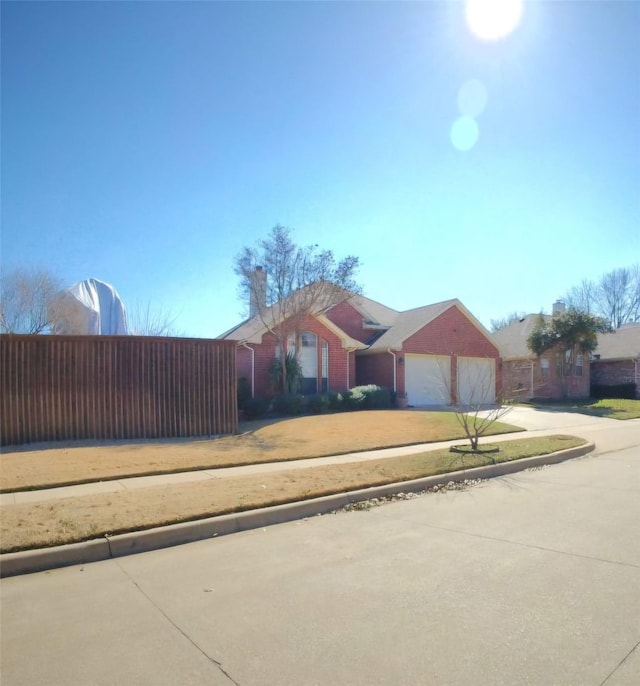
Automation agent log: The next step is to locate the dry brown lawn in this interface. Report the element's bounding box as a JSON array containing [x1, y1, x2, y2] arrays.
[[0, 435, 584, 553], [0, 410, 522, 491]]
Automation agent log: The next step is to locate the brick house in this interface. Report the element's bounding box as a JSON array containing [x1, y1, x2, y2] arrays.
[[492, 306, 590, 400], [220, 291, 500, 406], [591, 323, 640, 397]]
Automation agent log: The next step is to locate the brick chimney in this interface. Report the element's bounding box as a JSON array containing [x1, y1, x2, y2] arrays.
[[552, 300, 566, 316], [249, 266, 267, 317]]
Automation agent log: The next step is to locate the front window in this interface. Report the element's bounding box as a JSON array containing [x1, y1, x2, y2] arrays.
[[575, 354, 583, 377], [564, 349, 573, 376], [274, 332, 319, 394], [298, 332, 318, 394], [540, 357, 549, 379]]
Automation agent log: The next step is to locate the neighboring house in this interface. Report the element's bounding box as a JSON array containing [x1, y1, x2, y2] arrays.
[[591, 322, 640, 397], [492, 303, 590, 400], [220, 289, 500, 406]]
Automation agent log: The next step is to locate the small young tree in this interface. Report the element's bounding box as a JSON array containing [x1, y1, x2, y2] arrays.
[[527, 309, 611, 397], [0, 268, 63, 334], [235, 225, 361, 393], [452, 362, 513, 453], [429, 359, 513, 453]]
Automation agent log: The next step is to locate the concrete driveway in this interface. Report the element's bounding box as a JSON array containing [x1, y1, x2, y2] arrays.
[[1, 412, 639, 685]]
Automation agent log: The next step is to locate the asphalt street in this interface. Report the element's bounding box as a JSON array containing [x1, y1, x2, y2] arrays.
[[1, 408, 639, 685]]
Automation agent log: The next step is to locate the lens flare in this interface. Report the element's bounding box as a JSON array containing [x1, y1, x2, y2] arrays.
[[450, 116, 479, 152], [465, 0, 524, 41]]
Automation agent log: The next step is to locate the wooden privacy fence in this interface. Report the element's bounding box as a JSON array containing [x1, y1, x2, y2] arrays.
[[1, 335, 238, 446]]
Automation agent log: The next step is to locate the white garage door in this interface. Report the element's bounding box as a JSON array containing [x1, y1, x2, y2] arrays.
[[457, 357, 496, 405], [405, 354, 451, 406]]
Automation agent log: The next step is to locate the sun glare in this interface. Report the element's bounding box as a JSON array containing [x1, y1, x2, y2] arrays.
[[465, 0, 524, 41]]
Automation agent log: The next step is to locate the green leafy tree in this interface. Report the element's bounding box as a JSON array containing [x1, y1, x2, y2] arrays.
[[527, 310, 611, 397]]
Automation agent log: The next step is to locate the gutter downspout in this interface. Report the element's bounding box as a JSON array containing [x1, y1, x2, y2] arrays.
[[531, 359, 534, 399], [346, 347, 357, 388], [387, 348, 397, 393], [240, 342, 255, 397]]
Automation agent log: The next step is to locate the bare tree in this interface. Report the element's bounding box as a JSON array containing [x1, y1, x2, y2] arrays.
[[235, 225, 361, 393], [128, 301, 182, 337], [427, 358, 513, 453], [564, 278, 598, 314], [451, 361, 513, 453], [595, 266, 640, 329], [563, 264, 640, 329], [490, 311, 527, 333], [0, 268, 63, 334]]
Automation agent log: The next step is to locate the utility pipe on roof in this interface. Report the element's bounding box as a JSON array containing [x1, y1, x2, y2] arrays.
[[387, 348, 397, 393], [240, 342, 255, 397]]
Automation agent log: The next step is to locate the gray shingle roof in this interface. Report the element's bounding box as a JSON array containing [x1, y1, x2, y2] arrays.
[[491, 314, 550, 360], [220, 291, 495, 354], [346, 295, 399, 327], [595, 323, 640, 360], [365, 299, 460, 352]]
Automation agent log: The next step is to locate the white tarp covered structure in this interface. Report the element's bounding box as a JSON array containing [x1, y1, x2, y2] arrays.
[[53, 278, 129, 335]]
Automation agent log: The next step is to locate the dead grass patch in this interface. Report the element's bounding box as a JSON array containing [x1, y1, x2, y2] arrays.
[[0, 435, 584, 553], [0, 410, 522, 491]]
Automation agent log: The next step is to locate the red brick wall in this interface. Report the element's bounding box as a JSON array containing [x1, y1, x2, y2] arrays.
[[325, 301, 371, 343], [237, 345, 253, 387], [236, 314, 354, 397], [357, 353, 395, 390], [401, 306, 500, 400], [501, 359, 536, 400], [591, 359, 639, 396], [403, 306, 499, 358], [502, 351, 591, 400]]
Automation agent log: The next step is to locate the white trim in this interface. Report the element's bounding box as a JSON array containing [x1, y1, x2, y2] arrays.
[[240, 342, 255, 397], [387, 348, 397, 393]]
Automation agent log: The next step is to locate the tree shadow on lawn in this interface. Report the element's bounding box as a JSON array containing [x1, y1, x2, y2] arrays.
[[2, 415, 300, 454], [521, 400, 617, 418]]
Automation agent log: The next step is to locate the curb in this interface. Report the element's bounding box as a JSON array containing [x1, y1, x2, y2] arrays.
[[0, 441, 595, 578]]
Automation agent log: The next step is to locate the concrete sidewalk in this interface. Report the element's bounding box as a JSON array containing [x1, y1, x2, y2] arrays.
[[2, 432, 638, 685], [0, 430, 538, 506], [1, 406, 634, 506], [2, 407, 637, 578]]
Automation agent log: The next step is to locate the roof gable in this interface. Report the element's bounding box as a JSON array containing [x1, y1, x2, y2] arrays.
[[220, 291, 497, 356], [362, 299, 496, 353], [219, 309, 366, 350]]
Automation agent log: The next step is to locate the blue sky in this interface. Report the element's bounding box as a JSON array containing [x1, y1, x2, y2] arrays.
[[2, 0, 639, 337]]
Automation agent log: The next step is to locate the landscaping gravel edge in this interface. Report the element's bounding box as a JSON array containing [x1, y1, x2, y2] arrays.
[[0, 441, 595, 578]]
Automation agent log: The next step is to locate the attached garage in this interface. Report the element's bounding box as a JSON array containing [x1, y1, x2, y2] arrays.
[[405, 354, 451, 406], [457, 357, 496, 405]]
